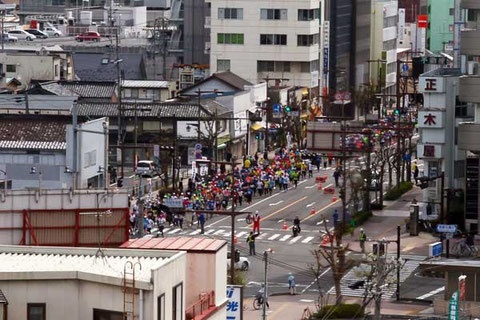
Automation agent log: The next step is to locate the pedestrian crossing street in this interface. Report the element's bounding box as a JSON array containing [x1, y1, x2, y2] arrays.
[[329, 255, 426, 300], [145, 226, 318, 245]]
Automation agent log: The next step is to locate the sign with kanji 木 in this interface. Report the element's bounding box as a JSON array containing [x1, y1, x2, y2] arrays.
[[418, 111, 444, 128]]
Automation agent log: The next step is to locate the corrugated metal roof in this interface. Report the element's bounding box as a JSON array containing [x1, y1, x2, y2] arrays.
[[0, 246, 176, 284], [121, 237, 227, 253], [77, 102, 211, 119], [122, 80, 171, 89]]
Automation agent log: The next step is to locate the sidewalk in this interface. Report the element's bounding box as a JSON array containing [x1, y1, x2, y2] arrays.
[[344, 186, 437, 256]]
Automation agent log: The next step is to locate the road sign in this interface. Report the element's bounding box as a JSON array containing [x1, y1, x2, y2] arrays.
[[194, 143, 202, 151], [226, 286, 243, 320], [195, 152, 202, 159], [428, 242, 443, 258], [273, 104, 282, 113], [436, 224, 457, 233], [343, 92, 352, 100], [418, 15, 428, 28], [154, 144, 160, 158], [334, 92, 343, 101], [272, 113, 282, 119]]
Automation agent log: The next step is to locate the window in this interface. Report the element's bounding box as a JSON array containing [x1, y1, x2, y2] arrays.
[[297, 34, 318, 46], [260, 34, 286, 45], [52, 0, 66, 5], [298, 9, 318, 21], [93, 309, 123, 320], [218, 8, 243, 19], [217, 33, 244, 44], [257, 61, 290, 72], [172, 283, 183, 320], [260, 9, 287, 20], [157, 294, 165, 320], [27, 303, 46, 320], [217, 59, 231, 71], [6, 64, 15, 73], [300, 62, 310, 73]]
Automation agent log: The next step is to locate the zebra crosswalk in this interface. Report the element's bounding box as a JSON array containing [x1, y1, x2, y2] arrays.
[[144, 226, 318, 245]]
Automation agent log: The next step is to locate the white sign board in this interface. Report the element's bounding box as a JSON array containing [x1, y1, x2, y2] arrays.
[[419, 77, 445, 93], [164, 198, 184, 208], [418, 111, 444, 128], [436, 224, 457, 233], [187, 147, 196, 165], [192, 161, 197, 179], [154, 144, 160, 158], [199, 163, 208, 177], [226, 286, 243, 320], [398, 9, 405, 41]]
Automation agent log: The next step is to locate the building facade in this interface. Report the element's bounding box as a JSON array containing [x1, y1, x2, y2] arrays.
[[427, 0, 454, 52], [208, 0, 320, 88]]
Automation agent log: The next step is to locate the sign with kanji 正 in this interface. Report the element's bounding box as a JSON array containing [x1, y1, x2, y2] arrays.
[[419, 77, 445, 93], [226, 285, 243, 320]]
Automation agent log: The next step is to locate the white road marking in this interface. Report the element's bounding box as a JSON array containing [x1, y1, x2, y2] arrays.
[[289, 236, 302, 244], [301, 236, 314, 244], [213, 229, 225, 235], [301, 267, 332, 294], [236, 231, 248, 238], [417, 286, 445, 300], [279, 235, 291, 242], [204, 229, 215, 235], [268, 234, 280, 241], [277, 219, 284, 223], [269, 200, 284, 206], [299, 299, 314, 303], [168, 228, 181, 234], [236, 218, 244, 222], [316, 220, 325, 226], [257, 233, 268, 240], [189, 230, 201, 235], [305, 184, 317, 189], [306, 202, 316, 208]]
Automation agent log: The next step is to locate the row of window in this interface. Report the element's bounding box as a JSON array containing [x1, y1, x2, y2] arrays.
[[218, 8, 320, 21], [217, 60, 319, 73], [218, 33, 319, 46]]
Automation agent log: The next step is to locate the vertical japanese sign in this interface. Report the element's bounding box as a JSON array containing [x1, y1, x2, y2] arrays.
[[226, 285, 243, 320], [448, 290, 459, 320]]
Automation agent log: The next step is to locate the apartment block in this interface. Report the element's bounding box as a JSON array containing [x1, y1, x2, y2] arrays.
[[208, 0, 321, 88]]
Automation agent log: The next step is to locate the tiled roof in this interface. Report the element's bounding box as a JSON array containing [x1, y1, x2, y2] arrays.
[[0, 119, 66, 150], [77, 102, 211, 119], [213, 71, 252, 90], [59, 81, 116, 98], [122, 80, 171, 89]]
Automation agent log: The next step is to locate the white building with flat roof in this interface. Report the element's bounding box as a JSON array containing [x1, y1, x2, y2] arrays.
[[208, 0, 321, 88]]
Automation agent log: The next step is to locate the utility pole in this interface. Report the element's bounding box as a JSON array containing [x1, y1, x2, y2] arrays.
[[396, 225, 401, 301], [229, 157, 237, 284], [1, 8, 4, 52], [197, 89, 201, 144], [374, 240, 386, 320], [262, 250, 269, 320], [115, 27, 124, 180], [395, 59, 402, 187], [173, 114, 178, 191], [161, 17, 168, 80]]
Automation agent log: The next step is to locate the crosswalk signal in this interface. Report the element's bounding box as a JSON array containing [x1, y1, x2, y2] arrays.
[[394, 109, 400, 115], [285, 106, 291, 112], [255, 132, 261, 140]]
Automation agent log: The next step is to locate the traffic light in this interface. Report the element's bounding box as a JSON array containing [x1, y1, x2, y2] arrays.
[[255, 132, 261, 140], [394, 109, 400, 115], [285, 106, 291, 112]]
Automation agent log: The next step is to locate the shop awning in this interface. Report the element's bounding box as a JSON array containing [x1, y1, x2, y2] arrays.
[[250, 123, 265, 131]]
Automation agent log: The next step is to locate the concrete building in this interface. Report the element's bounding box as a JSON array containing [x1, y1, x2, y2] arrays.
[[121, 80, 177, 102], [208, 0, 320, 88], [427, 0, 454, 52], [456, 0, 480, 232], [370, 0, 399, 97], [0, 116, 108, 190], [398, 0, 428, 23], [0, 45, 74, 91]]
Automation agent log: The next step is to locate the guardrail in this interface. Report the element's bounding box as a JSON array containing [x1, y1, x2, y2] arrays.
[[185, 291, 216, 320]]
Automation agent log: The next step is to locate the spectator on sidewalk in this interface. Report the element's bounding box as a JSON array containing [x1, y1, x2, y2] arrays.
[[333, 169, 341, 188], [333, 209, 339, 228], [288, 273, 296, 295], [157, 215, 166, 237], [198, 212, 206, 234], [359, 228, 367, 253], [413, 162, 419, 183]]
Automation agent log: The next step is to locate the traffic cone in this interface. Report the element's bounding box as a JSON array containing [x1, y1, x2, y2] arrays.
[[332, 195, 337, 202], [317, 183, 322, 190], [282, 221, 288, 230], [310, 208, 315, 215], [234, 235, 238, 244]]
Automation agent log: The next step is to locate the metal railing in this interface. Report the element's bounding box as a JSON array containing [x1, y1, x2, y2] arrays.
[[185, 291, 215, 320]]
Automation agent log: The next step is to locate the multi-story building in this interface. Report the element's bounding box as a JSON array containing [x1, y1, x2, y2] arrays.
[[208, 0, 321, 88], [427, 0, 454, 52], [457, 0, 480, 232], [398, 0, 428, 23], [370, 0, 398, 97]]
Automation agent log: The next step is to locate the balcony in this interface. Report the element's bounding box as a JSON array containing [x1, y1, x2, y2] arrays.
[[460, 76, 480, 104], [461, 0, 480, 9], [185, 291, 216, 320], [458, 122, 480, 151], [461, 29, 480, 56]]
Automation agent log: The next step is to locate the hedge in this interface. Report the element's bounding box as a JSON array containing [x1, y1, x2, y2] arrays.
[[314, 303, 364, 319], [384, 181, 414, 201]]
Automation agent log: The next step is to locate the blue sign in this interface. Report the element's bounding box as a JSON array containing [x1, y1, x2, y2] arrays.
[[273, 104, 282, 113], [402, 63, 409, 72], [323, 48, 329, 75], [403, 154, 411, 162], [429, 242, 443, 257], [226, 286, 243, 320], [436, 224, 457, 233]]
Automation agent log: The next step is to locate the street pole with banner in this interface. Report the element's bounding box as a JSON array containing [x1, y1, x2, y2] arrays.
[[459, 275, 466, 318], [448, 290, 459, 320], [226, 285, 243, 320]]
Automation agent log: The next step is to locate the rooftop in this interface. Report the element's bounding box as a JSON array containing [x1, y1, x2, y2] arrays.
[[77, 102, 212, 119], [0, 119, 67, 150], [121, 237, 227, 253], [73, 52, 146, 81], [179, 71, 253, 96], [0, 245, 184, 289], [122, 80, 171, 89]]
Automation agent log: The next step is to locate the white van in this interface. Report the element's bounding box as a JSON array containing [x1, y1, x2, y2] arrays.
[[137, 160, 157, 177]]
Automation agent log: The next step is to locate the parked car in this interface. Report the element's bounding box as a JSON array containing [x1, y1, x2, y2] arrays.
[[25, 29, 49, 39], [227, 250, 250, 271], [75, 31, 101, 42], [43, 26, 62, 37], [2, 33, 17, 42], [8, 29, 36, 41], [137, 160, 158, 177]]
